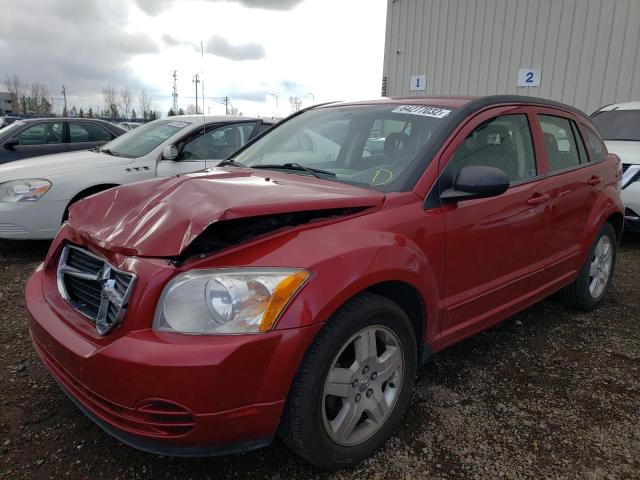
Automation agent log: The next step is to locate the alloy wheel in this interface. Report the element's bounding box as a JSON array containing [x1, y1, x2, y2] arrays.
[[321, 325, 404, 446]]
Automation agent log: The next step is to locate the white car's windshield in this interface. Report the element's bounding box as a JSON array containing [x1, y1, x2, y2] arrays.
[[101, 120, 190, 158], [232, 104, 454, 192], [591, 110, 640, 141]]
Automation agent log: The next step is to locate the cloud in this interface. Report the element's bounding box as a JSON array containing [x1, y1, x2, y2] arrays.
[[135, 0, 306, 15], [205, 35, 266, 61], [0, 0, 158, 100]]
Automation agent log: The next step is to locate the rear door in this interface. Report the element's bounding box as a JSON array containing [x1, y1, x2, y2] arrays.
[[68, 121, 116, 152], [439, 106, 553, 345], [530, 107, 602, 280]]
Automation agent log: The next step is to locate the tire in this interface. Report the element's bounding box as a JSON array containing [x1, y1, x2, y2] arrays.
[[559, 222, 617, 311], [278, 293, 417, 470]]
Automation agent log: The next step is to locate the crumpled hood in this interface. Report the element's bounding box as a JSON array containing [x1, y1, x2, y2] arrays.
[[68, 167, 385, 257], [604, 141, 640, 165], [0, 149, 126, 181]]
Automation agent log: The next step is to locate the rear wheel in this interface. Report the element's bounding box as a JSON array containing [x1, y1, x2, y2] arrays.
[[279, 293, 417, 470], [559, 223, 617, 310]]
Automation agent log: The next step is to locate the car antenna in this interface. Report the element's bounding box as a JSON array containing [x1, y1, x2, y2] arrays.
[[200, 40, 208, 170]]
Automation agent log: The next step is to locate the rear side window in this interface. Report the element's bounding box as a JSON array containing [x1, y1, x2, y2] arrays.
[[583, 127, 606, 163], [69, 122, 113, 143], [445, 114, 537, 184], [538, 115, 583, 172]]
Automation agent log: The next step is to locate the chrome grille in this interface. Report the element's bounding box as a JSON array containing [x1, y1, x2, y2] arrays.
[[57, 245, 135, 335]]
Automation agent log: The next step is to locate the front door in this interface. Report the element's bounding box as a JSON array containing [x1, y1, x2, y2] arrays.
[[5, 121, 66, 161], [438, 107, 552, 346], [156, 122, 257, 177]]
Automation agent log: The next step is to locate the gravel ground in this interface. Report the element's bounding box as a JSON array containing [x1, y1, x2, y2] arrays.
[[1, 235, 639, 480]]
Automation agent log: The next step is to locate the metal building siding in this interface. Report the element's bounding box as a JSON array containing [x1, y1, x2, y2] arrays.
[[383, 0, 640, 113]]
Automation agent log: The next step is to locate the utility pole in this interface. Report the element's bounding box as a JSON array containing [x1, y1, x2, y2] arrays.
[[172, 71, 178, 113], [192, 74, 200, 113], [62, 85, 68, 116], [222, 96, 230, 115]]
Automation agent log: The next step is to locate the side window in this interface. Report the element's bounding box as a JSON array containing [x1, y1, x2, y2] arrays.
[[538, 115, 581, 172], [180, 123, 256, 160], [445, 114, 536, 184], [16, 122, 63, 145], [583, 127, 606, 163], [69, 122, 113, 143]]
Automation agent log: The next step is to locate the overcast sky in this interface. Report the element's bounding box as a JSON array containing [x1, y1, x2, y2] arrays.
[[0, 0, 387, 117]]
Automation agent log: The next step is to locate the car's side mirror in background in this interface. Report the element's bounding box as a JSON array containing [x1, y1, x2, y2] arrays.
[[440, 165, 509, 203], [162, 144, 179, 160], [4, 139, 18, 150]]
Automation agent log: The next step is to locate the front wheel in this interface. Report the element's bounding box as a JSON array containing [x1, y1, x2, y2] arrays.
[[559, 223, 617, 310], [279, 293, 417, 470]]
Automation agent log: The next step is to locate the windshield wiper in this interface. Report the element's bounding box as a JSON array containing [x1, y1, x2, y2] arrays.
[[251, 163, 336, 179], [100, 148, 120, 157], [217, 158, 245, 167]]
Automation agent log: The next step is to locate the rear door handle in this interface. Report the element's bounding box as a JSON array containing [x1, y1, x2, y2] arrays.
[[588, 176, 602, 186], [527, 193, 550, 205]]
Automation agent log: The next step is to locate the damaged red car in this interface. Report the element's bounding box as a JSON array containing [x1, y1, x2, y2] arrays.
[[26, 96, 623, 469]]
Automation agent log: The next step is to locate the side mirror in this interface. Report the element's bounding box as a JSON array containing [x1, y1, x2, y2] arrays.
[[162, 144, 179, 160], [4, 138, 18, 150], [440, 165, 509, 203]]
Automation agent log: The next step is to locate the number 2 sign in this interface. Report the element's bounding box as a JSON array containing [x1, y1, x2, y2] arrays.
[[517, 68, 541, 87]]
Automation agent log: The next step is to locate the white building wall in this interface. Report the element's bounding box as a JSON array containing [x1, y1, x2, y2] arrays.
[[382, 0, 640, 114]]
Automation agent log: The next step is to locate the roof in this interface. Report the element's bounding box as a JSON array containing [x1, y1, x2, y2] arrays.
[[596, 101, 640, 111], [319, 95, 592, 123], [168, 115, 266, 123]]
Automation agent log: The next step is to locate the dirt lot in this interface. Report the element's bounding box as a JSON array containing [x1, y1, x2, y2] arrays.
[[1, 235, 639, 480]]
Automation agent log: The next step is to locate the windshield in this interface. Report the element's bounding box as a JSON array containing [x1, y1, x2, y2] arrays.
[[591, 110, 640, 141], [101, 119, 191, 157], [232, 104, 455, 192]]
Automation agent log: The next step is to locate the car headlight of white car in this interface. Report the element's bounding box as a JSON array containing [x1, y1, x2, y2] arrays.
[[153, 268, 311, 335], [622, 165, 640, 189], [0, 179, 52, 203]]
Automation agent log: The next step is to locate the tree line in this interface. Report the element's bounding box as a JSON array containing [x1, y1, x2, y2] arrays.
[[3, 75, 161, 120]]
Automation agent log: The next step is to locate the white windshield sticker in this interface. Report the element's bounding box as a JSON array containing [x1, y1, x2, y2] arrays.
[[392, 105, 452, 118]]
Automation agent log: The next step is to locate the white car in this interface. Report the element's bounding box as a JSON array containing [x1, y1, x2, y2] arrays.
[[591, 101, 640, 233], [0, 115, 274, 240]]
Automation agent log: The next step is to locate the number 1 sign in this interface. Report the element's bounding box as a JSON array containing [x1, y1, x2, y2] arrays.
[[410, 75, 427, 91], [517, 68, 541, 87]]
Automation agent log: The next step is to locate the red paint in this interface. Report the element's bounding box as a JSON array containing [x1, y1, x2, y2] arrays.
[[26, 97, 624, 455]]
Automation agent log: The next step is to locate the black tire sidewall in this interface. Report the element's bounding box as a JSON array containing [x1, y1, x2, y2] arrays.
[[293, 295, 417, 469]]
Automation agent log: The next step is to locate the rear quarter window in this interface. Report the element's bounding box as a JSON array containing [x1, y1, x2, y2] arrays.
[[583, 127, 606, 163]]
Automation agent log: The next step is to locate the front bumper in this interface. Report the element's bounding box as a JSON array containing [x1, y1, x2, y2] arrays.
[[0, 199, 67, 239], [26, 268, 321, 456]]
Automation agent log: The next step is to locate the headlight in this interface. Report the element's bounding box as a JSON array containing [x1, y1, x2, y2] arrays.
[[0, 179, 51, 202], [153, 268, 311, 335]]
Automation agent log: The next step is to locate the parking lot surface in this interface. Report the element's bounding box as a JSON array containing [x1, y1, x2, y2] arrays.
[[1, 236, 639, 479]]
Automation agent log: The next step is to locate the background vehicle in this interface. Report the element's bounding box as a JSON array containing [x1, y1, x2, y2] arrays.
[[25, 96, 623, 469], [0, 116, 21, 128], [0, 118, 125, 164], [591, 101, 640, 232], [0, 115, 275, 239], [118, 121, 143, 131]]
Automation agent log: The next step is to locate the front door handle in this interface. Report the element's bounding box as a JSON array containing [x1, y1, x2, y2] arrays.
[[588, 176, 602, 186], [527, 193, 550, 205]]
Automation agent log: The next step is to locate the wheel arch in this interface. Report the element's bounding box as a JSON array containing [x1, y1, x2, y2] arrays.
[[63, 183, 120, 222], [605, 211, 623, 241], [364, 280, 430, 365]]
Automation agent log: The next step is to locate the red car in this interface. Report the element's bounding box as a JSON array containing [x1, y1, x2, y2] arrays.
[[26, 96, 623, 469]]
